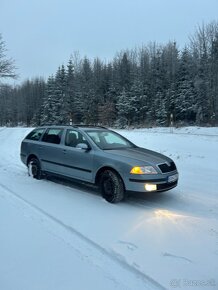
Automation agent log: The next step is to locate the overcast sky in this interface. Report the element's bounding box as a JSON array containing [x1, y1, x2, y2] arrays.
[[1, 0, 218, 84]]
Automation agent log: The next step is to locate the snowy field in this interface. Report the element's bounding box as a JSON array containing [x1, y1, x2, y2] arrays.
[[0, 126, 218, 290]]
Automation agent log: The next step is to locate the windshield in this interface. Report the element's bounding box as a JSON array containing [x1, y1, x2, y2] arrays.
[[86, 130, 135, 150]]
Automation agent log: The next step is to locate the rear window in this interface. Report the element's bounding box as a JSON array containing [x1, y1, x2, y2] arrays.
[[42, 128, 63, 144], [25, 128, 45, 141]]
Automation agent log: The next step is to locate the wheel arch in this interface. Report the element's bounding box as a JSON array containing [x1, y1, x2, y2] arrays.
[[95, 166, 125, 188], [26, 154, 39, 165]]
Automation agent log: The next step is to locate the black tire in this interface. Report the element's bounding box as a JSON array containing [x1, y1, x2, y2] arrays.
[[28, 158, 42, 180], [100, 170, 125, 203]]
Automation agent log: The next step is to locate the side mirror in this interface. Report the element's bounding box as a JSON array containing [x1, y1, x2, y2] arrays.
[[76, 143, 90, 151]]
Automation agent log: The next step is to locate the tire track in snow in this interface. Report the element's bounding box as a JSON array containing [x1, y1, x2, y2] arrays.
[[0, 182, 166, 290]]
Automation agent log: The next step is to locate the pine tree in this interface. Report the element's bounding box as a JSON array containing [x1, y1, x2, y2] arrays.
[[128, 79, 144, 125], [119, 52, 131, 90], [41, 76, 57, 125], [175, 48, 197, 123], [116, 87, 141, 127], [98, 101, 116, 126], [210, 33, 218, 124], [154, 91, 168, 126]]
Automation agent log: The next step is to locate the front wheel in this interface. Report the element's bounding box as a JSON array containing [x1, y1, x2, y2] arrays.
[[100, 170, 125, 203], [28, 158, 43, 180]]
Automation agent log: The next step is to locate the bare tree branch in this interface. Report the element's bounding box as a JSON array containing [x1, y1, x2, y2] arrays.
[[0, 34, 17, 79]]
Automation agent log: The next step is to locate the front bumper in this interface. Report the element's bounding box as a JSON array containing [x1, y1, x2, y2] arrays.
[[125, 172, 178, 193]]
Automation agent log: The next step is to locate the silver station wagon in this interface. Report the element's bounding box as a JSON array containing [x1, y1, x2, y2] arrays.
[[20, 125, 179, 203]]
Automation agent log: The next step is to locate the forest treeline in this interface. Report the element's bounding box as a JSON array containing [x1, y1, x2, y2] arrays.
[[0, 21, 218, 127]]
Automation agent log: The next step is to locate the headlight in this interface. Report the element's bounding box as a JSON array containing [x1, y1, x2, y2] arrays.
[[130, 166, 158, 174]]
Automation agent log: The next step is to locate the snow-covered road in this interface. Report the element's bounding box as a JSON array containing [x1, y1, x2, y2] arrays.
[[0, 127, 217, 290]]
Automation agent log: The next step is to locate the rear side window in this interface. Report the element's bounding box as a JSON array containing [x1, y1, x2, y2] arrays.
[[42, 128, 63, 144], [25, 128, 45, 141]]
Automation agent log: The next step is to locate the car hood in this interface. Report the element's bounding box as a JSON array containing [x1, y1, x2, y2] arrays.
[[104, 147, 172, 166]]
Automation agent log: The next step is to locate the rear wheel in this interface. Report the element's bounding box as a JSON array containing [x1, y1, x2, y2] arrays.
[[100, 170, 125, 203], [28, 158, 42, 180]]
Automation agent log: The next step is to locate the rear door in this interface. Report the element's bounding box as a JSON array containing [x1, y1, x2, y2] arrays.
[[40, 128, 65, 174]]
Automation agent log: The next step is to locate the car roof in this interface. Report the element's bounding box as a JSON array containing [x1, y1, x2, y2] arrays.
[[36, 125, 109, 131]]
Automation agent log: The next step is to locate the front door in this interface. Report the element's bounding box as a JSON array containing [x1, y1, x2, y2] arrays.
[[61, 129, 94, 182]]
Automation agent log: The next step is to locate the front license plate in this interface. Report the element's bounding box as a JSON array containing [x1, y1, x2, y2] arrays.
[[168, 174, 178, 183]]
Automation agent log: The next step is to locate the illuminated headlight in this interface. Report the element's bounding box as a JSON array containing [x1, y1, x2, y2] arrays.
[[130, 166, 158, 174], [145, 184, 157, 191]]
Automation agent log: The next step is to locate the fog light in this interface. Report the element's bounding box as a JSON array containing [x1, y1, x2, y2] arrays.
[[145, 184, 157, 191]]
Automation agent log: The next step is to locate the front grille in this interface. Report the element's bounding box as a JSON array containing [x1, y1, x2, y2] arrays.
[[158, 161, 176, 173], [157, 180, 177, 191]]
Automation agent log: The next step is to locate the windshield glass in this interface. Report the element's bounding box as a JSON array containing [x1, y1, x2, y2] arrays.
[[86, 130, 135, 150]]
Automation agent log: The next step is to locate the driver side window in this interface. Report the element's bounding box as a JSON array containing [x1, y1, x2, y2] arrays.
[[65, 130, 88, 148]]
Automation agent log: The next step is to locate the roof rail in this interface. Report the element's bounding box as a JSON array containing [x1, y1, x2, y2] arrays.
[[38, 124, 108, 129], [72, 124, 108, 129]]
